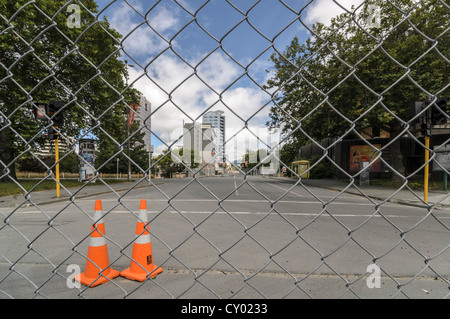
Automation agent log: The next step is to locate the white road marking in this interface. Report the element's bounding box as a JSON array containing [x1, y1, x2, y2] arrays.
[[5, 209, 448, 219]]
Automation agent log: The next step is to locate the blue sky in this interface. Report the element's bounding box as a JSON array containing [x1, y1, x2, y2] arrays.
[[92, 0, 363, 158]]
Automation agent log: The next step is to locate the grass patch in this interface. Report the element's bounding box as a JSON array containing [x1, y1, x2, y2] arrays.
[[369, 178, 446, 191], [0, 179, 131, 197]]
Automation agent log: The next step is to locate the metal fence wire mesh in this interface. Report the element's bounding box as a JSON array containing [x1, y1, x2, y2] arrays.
[[0, 0, 449, 299]]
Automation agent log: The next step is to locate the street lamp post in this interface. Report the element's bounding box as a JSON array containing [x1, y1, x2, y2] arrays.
[[125, 60, 134, 181]]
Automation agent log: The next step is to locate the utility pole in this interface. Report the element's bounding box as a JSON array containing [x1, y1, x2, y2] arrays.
[[424, 138, 430, 202], [33, 100, 65, 196], [55, 133, 60, 197], [422, 96, 448, 202], [128, 117, 131, 181], [418, 96, 433, 203], [48, 101, 64, 197], [125, 60, 134, 181]]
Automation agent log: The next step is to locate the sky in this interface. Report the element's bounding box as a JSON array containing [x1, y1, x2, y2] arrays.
[[93, 0, 364, 161]]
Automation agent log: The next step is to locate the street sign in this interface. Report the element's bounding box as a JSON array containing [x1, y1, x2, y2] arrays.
[[34, 103, 47, 120]]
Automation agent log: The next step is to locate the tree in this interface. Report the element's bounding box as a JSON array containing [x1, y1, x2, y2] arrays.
[[95, 109, 148, 176], [177, 148, 200, 172], [279, 140, 301, 168], [0, 0, 141, 181], [152, 148, 202, 178], [152, 150, 177, 178], [242, 149, 273, 171], [265, 0, 449, 181]]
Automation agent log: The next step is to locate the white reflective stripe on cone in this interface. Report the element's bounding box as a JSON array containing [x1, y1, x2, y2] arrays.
[[93, 210, 104, 224], [138, 209, 148, 223], [135, 234, 151, 244], [89, 236, 107, 247]]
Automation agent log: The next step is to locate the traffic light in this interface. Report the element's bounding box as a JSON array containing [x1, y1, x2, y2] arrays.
[[409, 101, 430, 136], [409, 101, 425, 123], [46, 127, 58, 140], [47, 100, 64, 127], [431, 97, 448, 125], [420, 121, 431, 137]]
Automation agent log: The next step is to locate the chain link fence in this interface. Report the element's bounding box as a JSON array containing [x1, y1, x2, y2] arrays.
[[1, 0, 449, 299]]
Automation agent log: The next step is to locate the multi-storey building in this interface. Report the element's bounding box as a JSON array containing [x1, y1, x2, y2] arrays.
[[136, 95, 153, 154], [183, 122, 216, 175], [202, 110, 226, 163]]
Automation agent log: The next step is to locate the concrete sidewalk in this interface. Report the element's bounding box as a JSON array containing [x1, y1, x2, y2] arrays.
[[0, 179, 165, 209], [271, 176, 450, 210]]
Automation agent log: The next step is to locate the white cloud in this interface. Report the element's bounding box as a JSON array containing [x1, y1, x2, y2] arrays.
[[196, 53, 241, 91], [151, 6, 180, 32], [127, 51, 275, 159], [109, 2, 180, 56], [107, 1, 280, 160], [304, 0, 365, 26]]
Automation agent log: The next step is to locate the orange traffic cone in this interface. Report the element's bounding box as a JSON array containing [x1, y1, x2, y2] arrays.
[[120, 199, 163, 281], [75, 200, 119, 287]]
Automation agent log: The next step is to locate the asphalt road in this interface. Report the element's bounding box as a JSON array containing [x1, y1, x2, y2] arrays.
[[1, 176, 449, 299]]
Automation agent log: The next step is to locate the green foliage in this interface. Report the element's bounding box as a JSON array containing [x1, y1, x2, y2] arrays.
[[308, 156, 334, 179], [18, 156, 54, 173], [96, 119, 148, 175], [242, 149, 272, 171], [152, 149, 177, 178], [152, 148, 201, 177], [0, 0, 144, 180], [279, 140, 302, 167], [265, 0, 449, 178], [18, 152, 81, 174]]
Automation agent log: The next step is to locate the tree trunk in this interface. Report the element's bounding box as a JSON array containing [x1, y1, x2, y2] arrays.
[[389, 122, 406, 182], [0, 129, 17, 182]]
